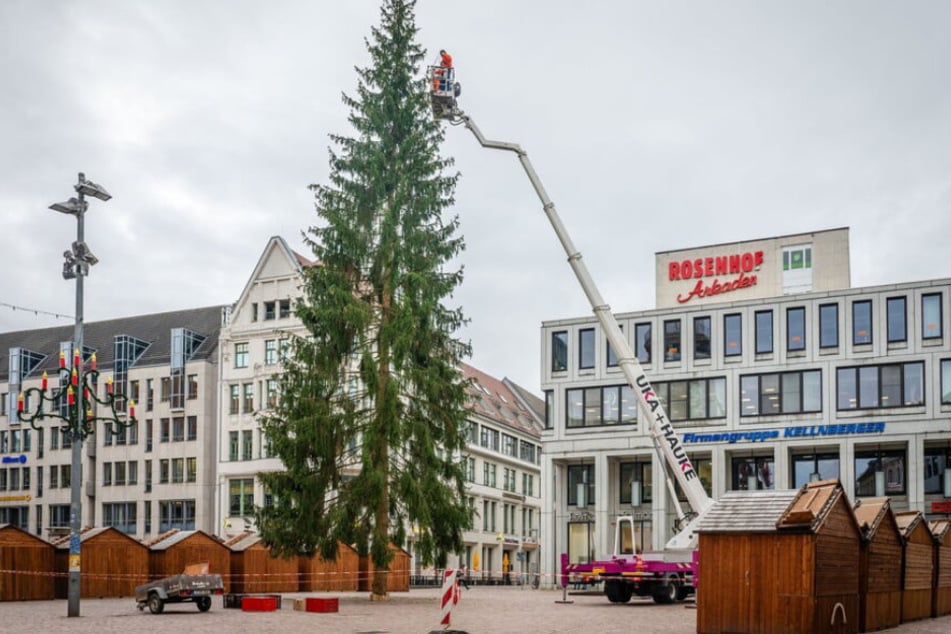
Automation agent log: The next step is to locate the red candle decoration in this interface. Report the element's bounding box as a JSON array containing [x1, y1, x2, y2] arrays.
[[71, 368, 78, 386], [106, 377, 113, 394], [83, 386, 89, 401], [59, 350, 66, 369], [73, 348, 80, 368], [129, 399, 136, 418], [17, 392, 24, 412], [90, 353, 97, 371], [67, 386, 75, 406], [41, 371, 48, 391]]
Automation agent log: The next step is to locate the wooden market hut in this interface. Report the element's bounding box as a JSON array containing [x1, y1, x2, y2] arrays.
[[52, 527, 149, 598], [225, 532, 300, 593], [696, 480, 861, 634], [0, 524, 55, 601], [357, 543, 411, 593], [299, 541, 360, 591], [853, 497, 903, 632], [931, 519, 951, 617], [147, 529, 231, 592], [895, 510, 934, 623]]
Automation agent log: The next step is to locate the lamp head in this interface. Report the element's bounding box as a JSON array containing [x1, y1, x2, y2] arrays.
[[76, 179, 111, 201], [49, 197, 87, 215]]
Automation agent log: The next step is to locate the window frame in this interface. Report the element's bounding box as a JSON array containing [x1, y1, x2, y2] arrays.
[[663, 319, 681, 362], [852, 300, 873, 345], [886, 296, 907, 343], [694, 316, 712, 361], [754, 310, 773, 354], [578, 328, 595, 370], [551, 331, 568, 373], [723, 313, 742, 358], [786, 307, 806, 352], [922, 293, 943, 340]]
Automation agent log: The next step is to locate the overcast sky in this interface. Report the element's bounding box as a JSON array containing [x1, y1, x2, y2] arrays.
[[2, 1, 950, 392]]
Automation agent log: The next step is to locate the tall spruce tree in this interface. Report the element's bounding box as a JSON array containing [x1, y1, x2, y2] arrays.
[[255, 0, 472, 599]]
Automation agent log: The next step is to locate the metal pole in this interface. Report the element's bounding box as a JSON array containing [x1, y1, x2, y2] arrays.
[[67, 172, 86, 617]]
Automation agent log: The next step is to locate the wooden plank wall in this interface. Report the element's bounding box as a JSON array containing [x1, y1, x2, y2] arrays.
[[902, 538, 934, 623], [698, 533, 816, 634], [54, 530, 149, 599], [232, 544, 299, 593], [298, 542, 360, 591], [937, 541, 951, 617], [149, 535, 231, 592], [0, 528, 55, 601], [358, 546, 410, 593], [860, 513, 903, 632]]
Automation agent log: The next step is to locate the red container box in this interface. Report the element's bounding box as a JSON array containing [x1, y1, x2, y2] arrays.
[[241, 595, 279, 612], [305, 597, 339, 613]]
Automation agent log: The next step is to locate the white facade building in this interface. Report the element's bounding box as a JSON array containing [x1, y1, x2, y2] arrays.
[[539, 228, 951, 580]]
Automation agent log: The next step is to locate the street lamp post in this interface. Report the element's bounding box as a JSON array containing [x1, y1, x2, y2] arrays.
[[18, 172, 136, 617]]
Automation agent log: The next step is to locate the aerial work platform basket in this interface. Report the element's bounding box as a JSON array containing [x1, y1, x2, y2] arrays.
[[428, 65, 460, 120]]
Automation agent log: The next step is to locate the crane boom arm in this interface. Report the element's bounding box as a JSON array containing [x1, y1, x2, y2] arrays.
[[454, 109, 713, 542]]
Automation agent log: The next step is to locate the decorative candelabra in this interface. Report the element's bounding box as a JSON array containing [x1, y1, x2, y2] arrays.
[[17, 349, 137, 440], [14, 172, 133, 618]]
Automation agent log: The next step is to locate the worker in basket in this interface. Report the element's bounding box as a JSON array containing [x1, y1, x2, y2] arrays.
[[433, 48, 453, 92]]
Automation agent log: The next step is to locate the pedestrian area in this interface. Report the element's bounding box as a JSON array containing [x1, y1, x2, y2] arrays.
[[9, 586, 951, 634]]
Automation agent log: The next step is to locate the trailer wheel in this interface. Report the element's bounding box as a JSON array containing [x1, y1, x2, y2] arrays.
[[652, 574, 679, 604], [147, 593, 165, 614], [196, 596, 212, 612]]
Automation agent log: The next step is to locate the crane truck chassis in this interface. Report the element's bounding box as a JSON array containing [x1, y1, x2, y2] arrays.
[[429, 64, 713, 604]]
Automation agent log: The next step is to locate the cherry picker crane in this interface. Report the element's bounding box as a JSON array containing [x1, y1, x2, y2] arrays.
[[428, 64, 714, 604]]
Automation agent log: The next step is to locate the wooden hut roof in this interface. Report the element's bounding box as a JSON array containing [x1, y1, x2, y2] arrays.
[[931, 519, 951, 543], [223, 532, 262, 551], [698, 479, 850, 534], [146, 529, 224, 550], [697, 490, 799, 533], [895, 510, 933, 541], [852, 497, 892, 538], [49, 526, 143, 548], [0, 523, 52, 545]]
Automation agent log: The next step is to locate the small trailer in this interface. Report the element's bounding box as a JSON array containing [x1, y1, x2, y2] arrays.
[[134, 570, 224, 614]]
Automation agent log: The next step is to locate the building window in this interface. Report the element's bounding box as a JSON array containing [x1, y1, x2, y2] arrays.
[[740, 370, 821, 416], [578, 328, 595, 370], [266, 379, 279, 409], [544, 391, 553, 429], [264, 301, 276, 320], [251, 303, 258, 322], [50, 504, 70, 528], [229, 478, 255, 517], [234, 342, 249, 368], [837, 362, 924, 410], [242, 383, 254, 413], [791, 451, 840, 488], [619, 461, 652, 505], [924, 447, 951, 494], [942, 360, 951, 405], [652, 377, 726, 421], [159, 459, 169, 484], [819, 303, 838, 348], [242, 430, 253, 461], [854, 449, 905, 497], [566, 385, 638, 428], [694, 316, 711, 360], [480, 427, 500, 451], [551, 331, 568, 372], [186, 416, 197, 441], [922, 293, 943, 340], [663, 320, 681, 362], [723, 314, 741, 357], [731, 455, 774, 490], [279, 298, 291, 319], [483, 462, 497, 487], [606, 325, 623, 368], [635, 323, 652, 364], [102, 502, 137, 534], [466, 457, 475, 482], [502, 434, 517, 457], [229, 431, 239, 461], [264, 339, 278, 365], [886, 296, 907, 343], [172, 417, 185, 442], [786, 307, 805, 352], [159, 499, 196, 531], [853, 300, 873, 345], [229, 385, 240, 415], [567, 464, 595, 507], [754, 310, 773, 354]]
